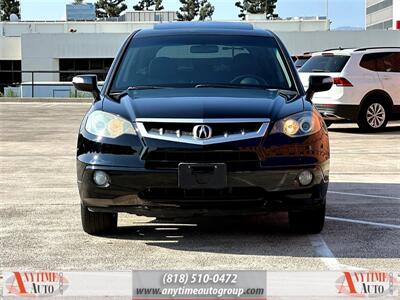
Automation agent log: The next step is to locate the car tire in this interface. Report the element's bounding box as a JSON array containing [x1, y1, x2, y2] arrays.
[[288, 203, 325, 234], [357, 100, 389, 132], [81, 204, 117, 235]]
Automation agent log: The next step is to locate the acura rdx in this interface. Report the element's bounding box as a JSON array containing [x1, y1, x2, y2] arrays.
[[73, 22, 333, 235]]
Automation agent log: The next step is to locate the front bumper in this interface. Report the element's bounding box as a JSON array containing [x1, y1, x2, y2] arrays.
[[78, 161, 329, 217], [315, 104, 359, 121], [77, 115, 330, 217]]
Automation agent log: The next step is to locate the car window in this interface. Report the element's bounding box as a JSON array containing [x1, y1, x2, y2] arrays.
[[110, 34, 295, 92], [382, 53, 400, 72], [156, 45, 250, 58], [294, 58, 310, 69], [360, 52, 400, 72], [299, 55, 350, 73]]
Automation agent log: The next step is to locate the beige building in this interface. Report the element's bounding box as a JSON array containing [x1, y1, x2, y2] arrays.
[[366, 0, 400, 30]]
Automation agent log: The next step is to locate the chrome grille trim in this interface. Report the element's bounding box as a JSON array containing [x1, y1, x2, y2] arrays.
[[136, 118, 269, 123], [136, 118, 270, 145]]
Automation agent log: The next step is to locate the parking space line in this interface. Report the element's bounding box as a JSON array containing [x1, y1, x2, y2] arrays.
[[328, 191, 400, 201], [308, 235, 341, 270], [326, 216, 400, 229], [308, 235, 364, 271]]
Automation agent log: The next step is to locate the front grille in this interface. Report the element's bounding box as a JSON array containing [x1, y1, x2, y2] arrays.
[[144, 122, 263, 138], [143, 150, 260, 170], [135, 118, 270, 146]]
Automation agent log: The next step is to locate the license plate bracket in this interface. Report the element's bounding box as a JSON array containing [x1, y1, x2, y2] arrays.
[[178, 163, 227, 189]]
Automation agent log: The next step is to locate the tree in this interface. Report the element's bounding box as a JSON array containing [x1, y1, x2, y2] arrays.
[[133, 0, 163, 11], [96, 0, 127, 18], [235, 0, 278, 20], [199, 0, 214, 20], [0, 0, 20, 21], [264, 0, 278, 18], [235, 1, 246, 20], [176, 0, 199, 21], [155, 0, 164, 10]]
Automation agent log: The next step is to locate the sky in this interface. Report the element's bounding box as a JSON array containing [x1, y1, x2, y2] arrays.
[[20, 0, 365, 29]]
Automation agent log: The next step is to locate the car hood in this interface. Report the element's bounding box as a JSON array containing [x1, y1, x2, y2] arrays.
[[108, 88, 304, 122]]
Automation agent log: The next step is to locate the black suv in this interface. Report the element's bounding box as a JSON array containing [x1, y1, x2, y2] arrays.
[[73, 22, 333, 235]]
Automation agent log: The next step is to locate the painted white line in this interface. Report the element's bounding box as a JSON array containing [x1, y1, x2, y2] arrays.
[[328, 191, 400, 201], [308, 235, 365, 271], [308, 235, 342, 270], [326, 216, 400, 230]]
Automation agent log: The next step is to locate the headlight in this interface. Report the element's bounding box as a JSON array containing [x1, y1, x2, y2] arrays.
[[85, 110, 136, 138], [271, 111, 322, 137]]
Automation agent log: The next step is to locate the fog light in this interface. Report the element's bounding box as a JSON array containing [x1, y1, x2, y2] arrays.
[[93, 171, 110, 187], [298, 170, 313, 186]]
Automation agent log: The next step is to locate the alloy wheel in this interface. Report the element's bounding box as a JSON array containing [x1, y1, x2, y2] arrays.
[[366, 103, 386, 129]]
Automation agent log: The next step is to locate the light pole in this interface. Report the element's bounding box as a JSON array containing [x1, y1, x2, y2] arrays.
[[326, 0, 330, 31], [326, 0, 329, 20]]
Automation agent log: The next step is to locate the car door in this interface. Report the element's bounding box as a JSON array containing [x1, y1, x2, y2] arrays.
[[376, 52, 400, 106]]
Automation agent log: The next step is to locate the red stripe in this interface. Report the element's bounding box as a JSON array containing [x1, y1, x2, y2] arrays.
[[133, 298, 266, 300]]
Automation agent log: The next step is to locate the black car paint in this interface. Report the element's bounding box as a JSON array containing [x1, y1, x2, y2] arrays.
[[76, 23, 329, 218]]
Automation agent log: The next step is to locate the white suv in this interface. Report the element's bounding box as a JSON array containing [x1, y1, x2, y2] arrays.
[[299, 47, 400, 132]]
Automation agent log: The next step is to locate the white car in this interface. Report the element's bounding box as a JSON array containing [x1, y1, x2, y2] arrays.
[[299, 47, 400, 132]]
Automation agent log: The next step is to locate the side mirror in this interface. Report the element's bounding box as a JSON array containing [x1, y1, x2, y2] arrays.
[[72, 75, 100, 100], [306, 75, 333, 100]]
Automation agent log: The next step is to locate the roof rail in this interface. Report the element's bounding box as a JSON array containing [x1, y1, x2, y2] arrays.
[[154, 22, 254, 31], [323, 47, 352, 51], [354, 46, 400, 52]]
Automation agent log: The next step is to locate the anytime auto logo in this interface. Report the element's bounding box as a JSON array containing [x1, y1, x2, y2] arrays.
[[5, 272, 69, 297], [336, 271, 399, 297]]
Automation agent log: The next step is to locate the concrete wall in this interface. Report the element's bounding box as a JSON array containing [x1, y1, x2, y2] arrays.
[[251, 19, 329, 32], [0, 19, 329, 37], [0, 37, 21, 60], [0, 21, 154, 37], [21, 33, 129, 81]]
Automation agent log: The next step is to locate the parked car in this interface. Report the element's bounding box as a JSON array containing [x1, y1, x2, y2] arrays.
[[73, 22, 332, 235], [299, 47, 400, 131]]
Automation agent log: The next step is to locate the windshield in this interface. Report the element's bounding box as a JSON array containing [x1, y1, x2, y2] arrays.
[[299, 55, 350, 73], [110, 34, 295, 93]]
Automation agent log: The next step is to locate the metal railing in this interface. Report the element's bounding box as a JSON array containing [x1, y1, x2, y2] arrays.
[[0, 70, 108, 98]]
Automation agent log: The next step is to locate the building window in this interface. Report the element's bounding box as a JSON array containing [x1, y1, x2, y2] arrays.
[[366, 0, 393, 14], [0, 60, 22, 92], [59, 58, 113, 82], [366, 19, 393, 30]]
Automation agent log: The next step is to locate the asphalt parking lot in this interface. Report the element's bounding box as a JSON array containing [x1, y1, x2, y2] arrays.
[[0, 101, 399, 271]]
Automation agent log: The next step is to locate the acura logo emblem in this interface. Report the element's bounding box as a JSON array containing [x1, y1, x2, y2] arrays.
[[193, 125, 212, 140]]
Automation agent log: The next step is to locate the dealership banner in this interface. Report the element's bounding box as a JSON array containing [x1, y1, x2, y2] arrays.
[[132, 271, 266, 299], [1, 271, 399, 298]]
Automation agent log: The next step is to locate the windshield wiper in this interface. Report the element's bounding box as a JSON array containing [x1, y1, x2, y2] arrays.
[[311, 69, 328, 73], [278, 89, 299, 101], [109, 86, 167, 100], [195, 83, 272, 90]]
